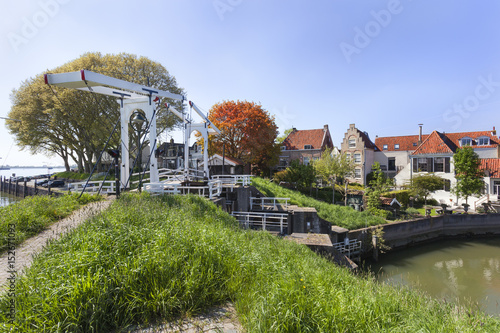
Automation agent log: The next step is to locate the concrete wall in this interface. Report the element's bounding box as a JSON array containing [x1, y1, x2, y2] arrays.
[[349, 213, 500, 251]]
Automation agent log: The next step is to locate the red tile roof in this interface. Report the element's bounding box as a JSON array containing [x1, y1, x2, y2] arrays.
[[480, 158, 500, 178], [376, 130, 499, 154], [375, 135, 429, 151], [412, 131, 456, 155], [283, 127, 333, 150]]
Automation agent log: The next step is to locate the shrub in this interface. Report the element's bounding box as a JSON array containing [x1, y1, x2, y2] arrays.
[[381, 189, 412, 207]]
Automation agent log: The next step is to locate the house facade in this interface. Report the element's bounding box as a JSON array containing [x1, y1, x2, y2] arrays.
[[156, 139, 203, 170], [371, 126, 500, 209], [278, 125, 334, 170], [340, 123, 377, 185]]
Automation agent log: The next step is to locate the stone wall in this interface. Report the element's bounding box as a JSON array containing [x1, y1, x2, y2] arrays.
[[349, 213, 500, 251]]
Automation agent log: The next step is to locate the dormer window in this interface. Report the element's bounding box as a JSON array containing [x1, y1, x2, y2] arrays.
[[281, 146, 287, 151], [460, 137, 472, 146], [304, 144, 313, 150], [477, 137, 490, 146], [394, 144, 400, 150], [383, 144, 388, 150]]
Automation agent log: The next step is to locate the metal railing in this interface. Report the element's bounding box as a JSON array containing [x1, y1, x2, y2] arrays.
[[211, 175, 253, 187], [231, 211, 288, 234], [68, 180, 117, 194], [333, 239, 362, 259], [143, 179, 222, 199], [250, 197, 289, 211]]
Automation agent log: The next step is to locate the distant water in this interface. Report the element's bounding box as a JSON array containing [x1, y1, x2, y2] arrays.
[[0, 167, 65, 207]]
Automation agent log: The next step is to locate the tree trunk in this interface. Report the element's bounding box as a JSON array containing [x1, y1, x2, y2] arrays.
[[344, 180, 349, 207]]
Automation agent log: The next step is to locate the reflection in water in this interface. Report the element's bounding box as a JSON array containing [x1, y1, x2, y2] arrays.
[[369, 238, 500, 317]]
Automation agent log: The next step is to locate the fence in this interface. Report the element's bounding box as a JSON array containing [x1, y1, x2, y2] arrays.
[[68, 180, 117, 194], [332, 239, 362, 259], [231, 211, 288, 234], [250, 197, 289, 211], [144, 180, 222, 199], [0, 177, 58, 198]]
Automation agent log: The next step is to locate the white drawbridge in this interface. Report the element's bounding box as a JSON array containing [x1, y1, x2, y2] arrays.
[[44, 69, 220, 190]]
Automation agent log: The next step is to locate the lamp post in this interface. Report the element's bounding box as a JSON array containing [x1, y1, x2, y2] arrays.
[[130, 111, 147, 190]]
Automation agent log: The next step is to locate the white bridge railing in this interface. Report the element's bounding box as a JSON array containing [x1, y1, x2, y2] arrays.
[[250, 197, 289, 211], [231, 211, 288, 234], [333, 239, 362, 259], [143, 180, 222, 199], [68, 181, 117, 194], [211, 175, 253, 187]]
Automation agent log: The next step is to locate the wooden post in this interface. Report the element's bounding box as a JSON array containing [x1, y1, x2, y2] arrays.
[[8, 178, 11, 194], [23, 180, 27, 198], [372, 234, 379, 261], [15, 179, 18, 197]]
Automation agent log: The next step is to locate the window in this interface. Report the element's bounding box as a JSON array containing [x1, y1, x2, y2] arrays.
[[354, 153, 361, 163], [304, 144, 312, 150], [413, 157, 432, 172], [477, 137, 490, 146], [444, 179, 451, 192], [433, 157, 451, 173], [355, 168, 361, 179], [281, 146, 287, 151], [461, 137, 472, 146], [303, 157, 310, 165], [394, 144, 400, 150], [349, 139, 356, 148], [494, 181, 500, 195], [388, 157, 396, 171], [413, 142, 417, 147], [279, 158, 288, 167], [346, 153, 351, 160], [383, 144, 388, 150]]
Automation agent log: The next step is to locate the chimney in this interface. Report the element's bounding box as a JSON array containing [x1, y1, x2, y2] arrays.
[[418, 124, 423, 145], [492, 126, 497, 136], [323, 124, 328, 132]]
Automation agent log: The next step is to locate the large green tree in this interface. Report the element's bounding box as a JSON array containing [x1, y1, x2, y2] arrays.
[[7, 52, 184, 172], [314, 148, 354, 204], [453, 146, 484, 205], [365, 162, 393, 217], [409, 173, 444, 205]]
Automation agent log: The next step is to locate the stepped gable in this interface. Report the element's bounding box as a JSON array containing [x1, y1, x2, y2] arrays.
[[480, 158, 500, 178], [411, 131, 455, 155]]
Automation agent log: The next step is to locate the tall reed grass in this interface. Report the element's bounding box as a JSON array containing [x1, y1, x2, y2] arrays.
[[0, 193, 102, 252], [1, 193, 497, 332], [252, 177, 385, 229]]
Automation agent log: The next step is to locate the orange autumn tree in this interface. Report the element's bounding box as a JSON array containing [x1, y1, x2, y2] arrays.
[[207, 100, 280, 175]]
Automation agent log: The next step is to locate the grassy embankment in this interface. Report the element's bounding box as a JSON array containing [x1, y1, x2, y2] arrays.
[[1, 193, 497, 332], [252, 177, 385, 230], [0, 193, 102, 253]]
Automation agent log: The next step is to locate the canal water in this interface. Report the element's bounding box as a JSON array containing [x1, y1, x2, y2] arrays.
[[0, 167, 65, 207], [369, 237, 500, 317]]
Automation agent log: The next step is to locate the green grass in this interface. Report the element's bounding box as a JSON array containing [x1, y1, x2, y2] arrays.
[[0, 193, 103, 252], [252, 177, 386, 229], [1, 193, 497, 332]]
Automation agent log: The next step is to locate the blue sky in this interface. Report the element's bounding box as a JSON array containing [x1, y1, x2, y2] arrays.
[[1, 0, 500, 166]]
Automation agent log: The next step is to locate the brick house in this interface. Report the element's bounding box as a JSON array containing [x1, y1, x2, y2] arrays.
[[278, 125, 334, 170], [340, 123, 377, 185]]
